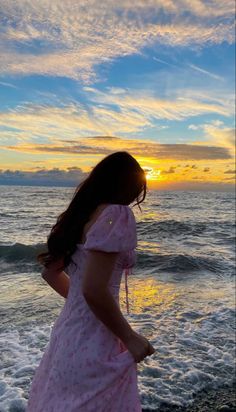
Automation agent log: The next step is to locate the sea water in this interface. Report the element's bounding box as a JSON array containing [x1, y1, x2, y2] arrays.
[[0, 186, 235, 411]]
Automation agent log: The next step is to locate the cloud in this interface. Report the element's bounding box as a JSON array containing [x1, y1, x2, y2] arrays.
[[223, 176, 235, 181], [224, 169, 236, 174], [0, 0, 234, 81], [0, 167, 87, 187], [153, 57, 178, 68], [189, 120, 225, 130], [85, 136, 119, 140], [188, 124, 200, 130], [0, 81, 18, 88], [3, 136, 232, 161], [1, 165, 235, 191], [0, 86, 233, 142], [161, 166, 176, 174], [0, 102, 151, 137], [86, 87, 234, 121], [188, 64, 224, 81], [203, 124, 235, 149], [187, 120, 235, 157]]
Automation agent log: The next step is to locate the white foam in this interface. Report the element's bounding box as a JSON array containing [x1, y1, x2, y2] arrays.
[[0, 304, 235, 411], [0, 325, 51, 411], [138, 306, 235, 409]]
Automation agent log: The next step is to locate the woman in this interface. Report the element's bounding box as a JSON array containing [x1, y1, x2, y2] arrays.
[[27, 151, 156, 412]]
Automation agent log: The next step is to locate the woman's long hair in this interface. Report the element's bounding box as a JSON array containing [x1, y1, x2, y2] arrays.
[[37, 151, 147, 270]]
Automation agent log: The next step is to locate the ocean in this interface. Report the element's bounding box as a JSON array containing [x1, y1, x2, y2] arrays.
[[0, 185, 235, 411]]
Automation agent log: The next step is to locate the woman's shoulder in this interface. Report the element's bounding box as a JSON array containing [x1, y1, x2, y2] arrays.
[[83, 203, 137, 252], [102, 203, 134, 213], [101, 203, 135, 221]]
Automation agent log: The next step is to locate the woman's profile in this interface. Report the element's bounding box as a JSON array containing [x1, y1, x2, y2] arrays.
[[27, 151, 156, 411]]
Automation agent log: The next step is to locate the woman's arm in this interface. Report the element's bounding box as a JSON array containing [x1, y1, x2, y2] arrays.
[[82, 250, 134, 345], [82, 250, 157, 363], [41, 258, 70, 298]]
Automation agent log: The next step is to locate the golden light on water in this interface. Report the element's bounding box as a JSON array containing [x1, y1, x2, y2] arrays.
[[121, 277, 179, 314]]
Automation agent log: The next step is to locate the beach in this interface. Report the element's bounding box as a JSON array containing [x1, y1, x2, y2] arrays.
[[0, 185, 235, 411]]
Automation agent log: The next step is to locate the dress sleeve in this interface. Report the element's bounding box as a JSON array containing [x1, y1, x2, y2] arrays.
[[83, 204, 137, 252]]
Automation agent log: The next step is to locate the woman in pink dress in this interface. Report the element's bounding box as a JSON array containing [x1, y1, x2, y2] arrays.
[[27, 151, 156, 412]]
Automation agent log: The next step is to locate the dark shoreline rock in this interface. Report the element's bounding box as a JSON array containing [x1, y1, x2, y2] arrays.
[[142, 384, 236, 412]]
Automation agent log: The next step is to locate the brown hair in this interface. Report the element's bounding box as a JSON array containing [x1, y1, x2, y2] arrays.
[[37, 151, 146, 269]]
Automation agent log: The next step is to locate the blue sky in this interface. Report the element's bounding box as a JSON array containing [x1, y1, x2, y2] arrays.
[[0, 0, 235, 190]]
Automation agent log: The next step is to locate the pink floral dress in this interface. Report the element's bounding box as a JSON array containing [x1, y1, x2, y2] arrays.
[[27, 204, 142, 412]]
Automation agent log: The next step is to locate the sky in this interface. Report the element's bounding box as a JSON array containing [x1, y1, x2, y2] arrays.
[[0, 0, 235, 191]]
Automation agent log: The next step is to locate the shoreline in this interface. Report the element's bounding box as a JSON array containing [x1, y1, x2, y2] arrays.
[[142, 384, 236, 412]]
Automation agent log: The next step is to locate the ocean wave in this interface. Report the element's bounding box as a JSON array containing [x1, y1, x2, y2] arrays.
[[0, 237, 234, 278], [0, 243, 234, 277], [136, 251, 233, 274], [0, 242, 46, 263], [137, 220, 207, 236], [137, 220, 235, 242]]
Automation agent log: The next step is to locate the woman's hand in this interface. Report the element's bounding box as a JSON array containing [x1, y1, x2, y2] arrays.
[[124, 330, 156, 363]]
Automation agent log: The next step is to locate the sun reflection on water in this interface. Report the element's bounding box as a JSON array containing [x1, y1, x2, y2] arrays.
[[121, 276, 179, 315]]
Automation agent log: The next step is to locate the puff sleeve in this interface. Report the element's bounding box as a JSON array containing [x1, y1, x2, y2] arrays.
[[83, 204, 137, 252]]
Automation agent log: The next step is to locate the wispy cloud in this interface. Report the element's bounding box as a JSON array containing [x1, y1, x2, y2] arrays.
[[0, 81, 18, 88], [87, 87, 233, 121], [192, 121, 235, 152], [188, 64, 224, 81], [153, 57, 178, 68], [187, 119, 235, 159], [0, 85, 233, 142], [0, 0, 234, 82]]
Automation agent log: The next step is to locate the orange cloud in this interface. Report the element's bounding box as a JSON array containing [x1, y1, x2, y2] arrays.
[[3, 137, 232, 161]]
